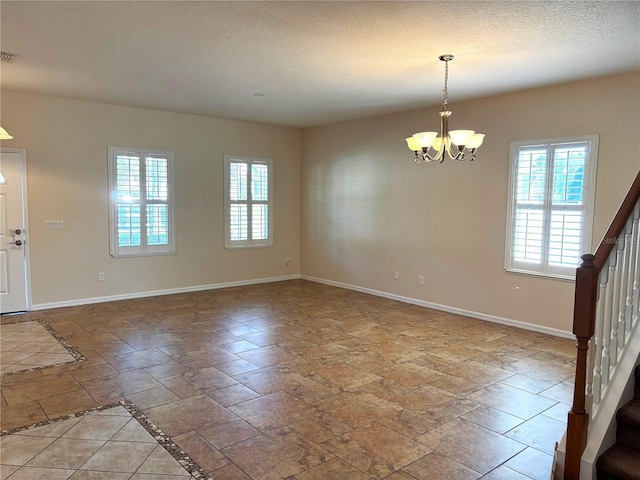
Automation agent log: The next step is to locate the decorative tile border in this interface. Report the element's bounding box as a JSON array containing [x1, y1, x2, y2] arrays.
[[38, 319, 86, 363], [1, 400, 212, 479], [0, 319, 86, 377], [121, 399, 212, 480]]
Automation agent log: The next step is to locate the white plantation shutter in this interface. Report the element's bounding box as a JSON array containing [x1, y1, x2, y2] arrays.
[[108, 147, 175, 257], [224, 156, 273, 248], [506, 136, 598, 279]]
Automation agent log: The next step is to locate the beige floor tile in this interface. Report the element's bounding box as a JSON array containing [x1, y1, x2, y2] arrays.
[[504, 414, 566, 454], [69, 364, 119, 382], [294, 457, 372, 479], [110, 418, 157, 443], [504, 447, 554, 480], [142, 360, 190, 379], [136, 444, 191, 476], [500, 373, 560, 393], [125, 385, 181, 409], [26, 438, 105, 469], [323, 422, 432, 479], [307, 362, 383, 390], [314, 392, 402, 427], [0, 434, 55, 466], [62, 414, 131, 441], [171, 346, 241, 370], [105, 348, 173, 373], [542, 402, 571, 423], [468, 383, 558, 420], [146, 394, 234, 437], [540, 379, 575, 404], [17, 417, 82, 438], [0, 400, 48, 431], [461, 405, 524, 434], [376, 409, 440, 439], [480, 465, 532, 479], [402, 452, 481, 480], [207, 383, 261, 407], [79, 369, 161, 403], [288, 411, 353, 443], [38, 389, 99, 418], [0, 464, 19, 478], [208, 464, 252, 479], [229, 391, 319, 431], [158, 367, 237, 398], [197, 418, 261, 449], [172, 430, 231, 473], [68, 472, 132, 479], [236, 345, 300, 367], [79, 441, 156, 472], [2, 374, 83, 406], [416, 418, 526, 475], [222, 427, 333, 480], [6, 465, 75, 479], [215, 358, 261, 376]]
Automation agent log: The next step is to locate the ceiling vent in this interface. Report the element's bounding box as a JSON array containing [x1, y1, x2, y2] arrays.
[[1, 51, 17, 63]]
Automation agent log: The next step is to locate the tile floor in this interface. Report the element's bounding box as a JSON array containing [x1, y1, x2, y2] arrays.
[[1, 404, 198, 479], [0, 280, 576, 479], [0, 321, 77, 375]]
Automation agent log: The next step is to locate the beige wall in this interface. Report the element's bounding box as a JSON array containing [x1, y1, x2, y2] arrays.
[[1, 92, 302, 306], [300, 72, 640, 333]]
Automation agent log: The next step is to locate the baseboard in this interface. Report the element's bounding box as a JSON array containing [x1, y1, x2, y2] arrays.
[[301, 275, 574, 339], [31, 275, 301, 310]]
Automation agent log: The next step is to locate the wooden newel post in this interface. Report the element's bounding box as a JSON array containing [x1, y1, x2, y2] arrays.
[[565, 254, 598, 480]]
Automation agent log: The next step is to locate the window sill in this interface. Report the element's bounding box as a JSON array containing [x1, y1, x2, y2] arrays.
[[505, 268, 576, 282]]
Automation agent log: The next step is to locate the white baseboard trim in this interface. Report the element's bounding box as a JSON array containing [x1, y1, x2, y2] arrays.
[[31, 275, 301, 311], [301, 275, 574, 339]]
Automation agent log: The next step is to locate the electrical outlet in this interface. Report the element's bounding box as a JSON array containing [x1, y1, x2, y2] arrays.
[[394, 271, 399, 280], [285, 256, 291, 266], [418, 275, 424, 285], [98, 272, 105, 281]]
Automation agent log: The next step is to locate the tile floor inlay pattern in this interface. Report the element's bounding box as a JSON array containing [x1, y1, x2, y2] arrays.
[[0, 402, 203, 479], [0, 320, 84, 376], [0, 280, 575, 479]]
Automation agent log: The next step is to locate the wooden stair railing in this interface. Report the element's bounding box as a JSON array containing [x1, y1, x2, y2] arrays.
[[565, 169, 640, 479]]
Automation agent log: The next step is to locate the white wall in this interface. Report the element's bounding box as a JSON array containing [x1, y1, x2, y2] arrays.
[[300, 72, 640, 333], [1, 92, 302, 306]]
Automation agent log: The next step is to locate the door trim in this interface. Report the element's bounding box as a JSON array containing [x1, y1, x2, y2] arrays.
[[1, 148, 32, 312]]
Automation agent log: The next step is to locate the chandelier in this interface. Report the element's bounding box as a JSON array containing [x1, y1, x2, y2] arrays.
[[0, 127, 13, 140], [406, 54, 484, 163]]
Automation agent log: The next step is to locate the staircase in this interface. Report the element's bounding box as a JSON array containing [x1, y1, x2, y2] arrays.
[[596, 365, 640, 480]]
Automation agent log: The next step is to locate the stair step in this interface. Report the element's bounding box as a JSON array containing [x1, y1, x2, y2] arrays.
[[617, 399, 640, 452], [597, 445, 640, 480], [618, 399, 640, 429]]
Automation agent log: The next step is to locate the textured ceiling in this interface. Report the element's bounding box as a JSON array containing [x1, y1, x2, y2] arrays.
[[1, 1, 639, 128]]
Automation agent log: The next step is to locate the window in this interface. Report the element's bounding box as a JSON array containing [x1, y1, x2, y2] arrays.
[[505, 135, 598, 279], [224, 155, 273, 249], [108, 146, 174, 257]]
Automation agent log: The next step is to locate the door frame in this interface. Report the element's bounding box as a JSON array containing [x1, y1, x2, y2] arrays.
[[1, 148, 32, 312]]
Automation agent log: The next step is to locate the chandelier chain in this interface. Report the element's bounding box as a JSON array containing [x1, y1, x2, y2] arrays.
[[442, 58, 449, 112]]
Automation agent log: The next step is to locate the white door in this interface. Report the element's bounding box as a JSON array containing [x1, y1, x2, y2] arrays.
[[0, 150, 29, 313]]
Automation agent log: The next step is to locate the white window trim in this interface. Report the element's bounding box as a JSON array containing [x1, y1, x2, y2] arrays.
[[107, 146, 175, 258], [505, 134, 599, 280], [224, 155, 273, 249]]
